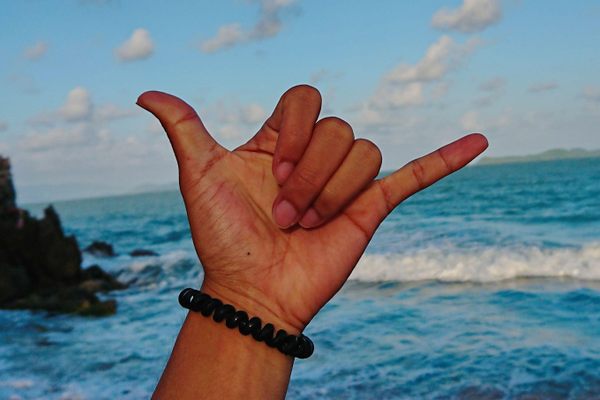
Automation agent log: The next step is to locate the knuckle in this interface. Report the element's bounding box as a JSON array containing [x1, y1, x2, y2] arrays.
[[170, 111, 199, 130], [437, 148, 452, 172], [293, 167, 321, 190], [354, 139, 382, 167], [284, 84, 322, 106], [314, 187, 339, 215], [316, 117, 354, 141], [410, 158, 426, 189], [376, 180, 395, 213]]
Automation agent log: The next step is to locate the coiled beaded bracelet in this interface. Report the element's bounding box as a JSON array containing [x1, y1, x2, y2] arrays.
[[178, 288, 314, 359]]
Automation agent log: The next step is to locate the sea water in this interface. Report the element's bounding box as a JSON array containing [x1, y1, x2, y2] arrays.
[[1, 158, 599, 399]]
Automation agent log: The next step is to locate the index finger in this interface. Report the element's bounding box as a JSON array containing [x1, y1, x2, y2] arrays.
[[265, 85, 322, 184]]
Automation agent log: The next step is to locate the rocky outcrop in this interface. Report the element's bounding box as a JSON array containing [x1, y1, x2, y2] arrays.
[[0, 155, 125, 316], [84, 240, 116, 257], [130, 248, 158, 257], [0, 156, 16, 211]]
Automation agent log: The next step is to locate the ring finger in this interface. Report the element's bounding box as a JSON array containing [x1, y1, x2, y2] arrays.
[[298, 139, 382, 228]]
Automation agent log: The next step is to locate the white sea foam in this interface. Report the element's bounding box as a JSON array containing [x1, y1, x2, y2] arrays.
[[350, 243, 600, 282], [0, 380, 34, 389], [114, 243, 600, 284], [126, 249, 191, 273], [116, 249, 200, 287]]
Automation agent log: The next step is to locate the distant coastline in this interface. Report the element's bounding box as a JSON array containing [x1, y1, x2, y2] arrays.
[[478, 148, 600, 166], [20, 148, 600, 204]]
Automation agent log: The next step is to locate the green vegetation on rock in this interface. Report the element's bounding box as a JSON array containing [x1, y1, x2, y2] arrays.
[[478, 148, 600, 165]]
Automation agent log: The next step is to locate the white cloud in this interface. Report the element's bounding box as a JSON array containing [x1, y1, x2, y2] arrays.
[[29, 86, 134, 126], [386, 36, 481, 84], [240, 103, 267, 124], [146, 119, 164, 135], [24, 41, 48, 60], [461, 109, 512, 133], [7, 73, 40, 94], [200, 0, 296, 53], [309, 69, 343, 85], [115, 28, 154, 62], [364, 36, 480, 113], [474, 77, 505, 107], [474, 96, 494, 108], [432, 0, 501, 33], [582, 85, 600, 103], [201, 24, 245, 53], [479, 77, 506, 92], [461, 111, 482, 132], [22, 87, 137, 154], [20, 124, 92, 152], [95, 103, 135, 121], [350, 35, 483, 140], [11, 120, 179, 203], [60, 87, 93, 121], [0, 121, 8, 132], [529, 82, 558, 93], [431, 82, 450, 100], [210, 101, 267, 139], [372, 82, 425, 108]]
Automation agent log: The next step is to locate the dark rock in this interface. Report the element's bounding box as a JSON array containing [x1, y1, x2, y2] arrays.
[[0, 156, 16, 213], [9, 287, 117, 316], [0, 261, 31, 303], [80, 265, 126, 291], [129, 248, 158, 257], [0, 155, 125, 316], [84, 240, 115, 257], [38, 206, 82, 281]]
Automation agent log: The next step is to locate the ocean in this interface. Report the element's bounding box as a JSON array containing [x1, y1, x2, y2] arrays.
[[1, 158, 599, 399]]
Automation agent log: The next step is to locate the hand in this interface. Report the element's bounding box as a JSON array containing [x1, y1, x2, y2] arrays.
[[137, 85, 488, 333]]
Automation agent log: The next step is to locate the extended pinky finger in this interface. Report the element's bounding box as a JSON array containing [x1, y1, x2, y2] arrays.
[[342, 133, 488, 237], [378, 133, 487, 211], [298, 139, 382, 228]]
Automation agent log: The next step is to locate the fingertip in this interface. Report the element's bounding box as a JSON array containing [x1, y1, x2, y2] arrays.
[[272, 198, 299, 229], [275, 161, 295, 185], [136, 90, 167, 110], [136, 91, 158, 111], [298, 207, 321, 229], [466, 133, 489, 152]]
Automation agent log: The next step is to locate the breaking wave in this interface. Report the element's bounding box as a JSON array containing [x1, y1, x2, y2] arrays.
[[112, 243, 600, 286], [350, 243, 600, 282]]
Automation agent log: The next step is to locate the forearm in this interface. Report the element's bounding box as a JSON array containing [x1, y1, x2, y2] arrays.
[[153, 289, 295, 399]]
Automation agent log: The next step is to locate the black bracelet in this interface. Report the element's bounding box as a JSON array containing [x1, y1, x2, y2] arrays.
[[178, 288, 314, 359]]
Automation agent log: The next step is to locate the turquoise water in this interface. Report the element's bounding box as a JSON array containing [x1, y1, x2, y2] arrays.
[[1, 158, 599, 399]]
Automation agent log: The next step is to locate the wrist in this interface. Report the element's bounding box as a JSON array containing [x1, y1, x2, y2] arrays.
[[200, 278, 305, 335], [154, 307, 294, 399]]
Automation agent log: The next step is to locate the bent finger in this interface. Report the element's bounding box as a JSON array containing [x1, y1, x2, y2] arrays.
[[299, 139, 382, 228], [272, 117, 354, 228], [264, 85, 322, 184]]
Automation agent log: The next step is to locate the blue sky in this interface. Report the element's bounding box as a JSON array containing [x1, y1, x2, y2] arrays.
[[1, 0, 599, 203]]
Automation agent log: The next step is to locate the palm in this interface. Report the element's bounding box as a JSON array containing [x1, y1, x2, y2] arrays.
[[181, 137, 376, 329]]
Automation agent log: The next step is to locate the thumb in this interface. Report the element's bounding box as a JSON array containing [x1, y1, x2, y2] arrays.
[[137, 91, 226, 168]]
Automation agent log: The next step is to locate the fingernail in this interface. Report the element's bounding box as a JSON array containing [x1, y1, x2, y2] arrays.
[[299, 208, 321, 228], [273, 199, 298, 228], [276, 161, 294, 184]]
